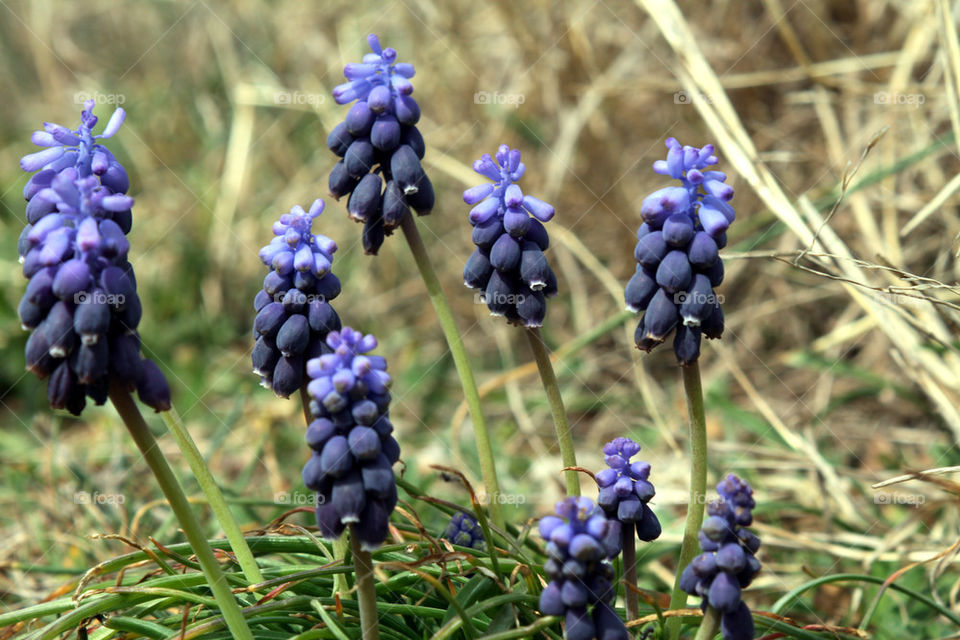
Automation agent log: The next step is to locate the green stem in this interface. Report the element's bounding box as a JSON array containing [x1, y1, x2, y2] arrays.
[[400, 214, 505, 529], [693, 606, 721, 640], [666, 362, 709, 640], [350, 526, 381, 640], [108, 380, 253, 640], [524, 327, 579, 496], [159, 408, 265, 586], [622, 528, 639, 622], [299, 384, 313, 427]]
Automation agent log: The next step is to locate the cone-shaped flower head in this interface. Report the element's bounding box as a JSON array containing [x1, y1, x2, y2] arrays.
[[327, 34, 433, 254], [462, 145, 558, 327], [538, 497, 628, 640], [303, 327, 399, 550], [679, 475, 761, 640], [253, 199, 343, 398], [443, 511, 486, 551], [595, 437, 661, 542], [626, 138, 733, 365], [17, 100, 169, 415]]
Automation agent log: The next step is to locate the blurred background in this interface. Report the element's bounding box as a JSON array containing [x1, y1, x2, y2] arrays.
[[1, 0, 960, 632]]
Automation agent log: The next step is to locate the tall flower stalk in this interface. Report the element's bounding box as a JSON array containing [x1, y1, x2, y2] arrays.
[[18, 101, 254, 639], [326, 34, 505, 529], [625, 138, 734, 638], [461, 145, 580, 495]]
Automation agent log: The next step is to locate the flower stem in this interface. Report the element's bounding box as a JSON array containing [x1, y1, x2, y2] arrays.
[[400, 214, 505, 529], [666, 361, 709, 640], [524, 327, 579, 496], [108, 380, 253, 640], [622, 528, 639, 622], [350, 526, 380, 640], [160, 408, 265, 586], [693, 606, 721, 640]]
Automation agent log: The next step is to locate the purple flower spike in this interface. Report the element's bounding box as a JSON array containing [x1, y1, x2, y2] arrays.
[[442, 511, 486, 550], [253, 200, 342, 398], [596, 437, 661, 542], [627, 139, 734, 364], [303, 326, 399, 550], [327, 34, 432, 253], [17, 101, 166, 415], [462, 145, 558, 327], [538, 497, 627, 639], [681, 474, 761, 640]]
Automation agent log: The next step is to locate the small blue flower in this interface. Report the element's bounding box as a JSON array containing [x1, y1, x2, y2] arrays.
[[627, 138, 732, 364], [679, 475, 761, 640], [302, 327, 400, 550], [253, 199, 342, 398], [327, 34, 433, 254], [443, 511, 486, 550], [462, 145, 558, 327], [538, 497, 627, 640], [18, 100, 168, 415], [595, 437, 661, 542]]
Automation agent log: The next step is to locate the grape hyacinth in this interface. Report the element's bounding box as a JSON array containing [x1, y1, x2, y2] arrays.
[[538, 497, 627, 640], [595, 437, 661, 542], [679, 475, 761, 640], [17, 100, 170, 415], [327, 34, 434, 254], [302, 327, 400, 549], [462, 145, 558, 327], [442, 511, 486, 551], [253, 199, 342, 398], [626, 138, 734, 365]]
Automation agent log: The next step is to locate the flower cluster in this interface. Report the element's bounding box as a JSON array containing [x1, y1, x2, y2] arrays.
[[302, 327, 400, 550], [626, 138, 732, 364], [596, 437, 661, 542], [462, 145, 558, 327], [679, 475, 761, 640], [253, 200, 343, 398], [443, 511, 486, 551], [538, 497, 627, 640], [17, 100, 169, 415], [327, 34, 434, 254]]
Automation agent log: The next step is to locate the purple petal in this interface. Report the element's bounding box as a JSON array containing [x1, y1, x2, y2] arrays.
[[20, 147, 64, 172], [344, 63, 379, 80], [473, 155, 501, 181], [463, 183, 494, 205], [101, 194, 134, 212], [31, 131, 58, 147], [652, 160, 670, 175], [469, 197, 500, 224], [504, 184, 523, 207], [393, 63, 415, 78], [99, 108, 126, 139], [522, 195, 554, 222], [367, 34, 382, 55]]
